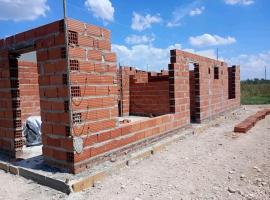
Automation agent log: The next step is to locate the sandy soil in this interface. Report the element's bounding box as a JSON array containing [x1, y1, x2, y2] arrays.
[[0, 105, 270, 200]]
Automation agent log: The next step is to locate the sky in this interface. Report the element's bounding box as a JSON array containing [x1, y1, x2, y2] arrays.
[[0, 0, 269, 80]]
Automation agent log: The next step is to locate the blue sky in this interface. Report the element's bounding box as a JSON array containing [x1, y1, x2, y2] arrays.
[[0, 0, 269, 80]]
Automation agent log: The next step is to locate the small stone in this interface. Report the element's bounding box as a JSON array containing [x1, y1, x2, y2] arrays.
[[110, 156, 116, 162], [261, 182, 267, 186], [256, 178, 262, 182], [227, 187, 237, 193], [253, 166, 262, 172], [240, 174, 246, 179], [93, 181, 101, 188]]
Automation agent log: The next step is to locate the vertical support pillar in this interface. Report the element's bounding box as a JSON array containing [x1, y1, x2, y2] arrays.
[[0, 50, 23, 157], [228, 66, 236, 99], [35, 20, 74, 171], [169, 49, 190, 126], [194, 64, 201, 123]]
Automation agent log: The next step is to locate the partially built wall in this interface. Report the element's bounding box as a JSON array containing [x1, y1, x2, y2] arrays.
[[0, 18, 240, 174]]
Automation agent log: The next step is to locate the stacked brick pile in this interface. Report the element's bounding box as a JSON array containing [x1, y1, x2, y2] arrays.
[[234, 109, 270, 133]]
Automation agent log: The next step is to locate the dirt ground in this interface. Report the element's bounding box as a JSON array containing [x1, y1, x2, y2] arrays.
[[0, 105, 270, 200]]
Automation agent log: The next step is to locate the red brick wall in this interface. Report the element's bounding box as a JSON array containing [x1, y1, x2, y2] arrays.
[[71, 50, 191, 173], [0, 20, 73, 165], [129, 75, 170, 116], [171, 50, 240, 122], [117, 67, 133, 116], [18, 61, 40, 124], [117, 67, 169, 117], [0, 18, 241, 174], [66, 18, 119, 172]]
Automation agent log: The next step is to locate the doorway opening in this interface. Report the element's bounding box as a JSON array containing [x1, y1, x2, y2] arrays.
[[13, 51, 42, 160]]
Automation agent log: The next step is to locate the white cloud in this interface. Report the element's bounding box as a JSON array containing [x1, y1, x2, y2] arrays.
[[112, 43, 217, 71], [0, 0, 49, 21], [85, 0, 114, 23], [125, 34, 155, 45], [112, 44, 180, 71], [226, 51, 270, 80], [167, 8, 188, 27], [131, 12, 162, 31], [224, 0, 254, 5], [189, 6, 205, 16], [189, 34, 236, 47], [167, 1, 202, 27]]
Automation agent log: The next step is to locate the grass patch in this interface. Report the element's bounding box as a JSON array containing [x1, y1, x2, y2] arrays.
[[241, 79, 270, 105]]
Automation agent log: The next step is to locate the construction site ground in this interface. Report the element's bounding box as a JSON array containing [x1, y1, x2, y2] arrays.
[[0, 105, 270, 200]]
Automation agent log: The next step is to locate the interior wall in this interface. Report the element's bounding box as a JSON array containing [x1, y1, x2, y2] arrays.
[[18, 60, 40, 124], [129, 75, 170, 116]]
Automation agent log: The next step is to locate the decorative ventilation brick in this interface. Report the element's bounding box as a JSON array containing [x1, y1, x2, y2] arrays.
[[70, 60, 79, 71], [14, 139, 23, 149], [71, 86, 81, 97], [12, 100, 20, 108], [72, 113, 82, 124], [13, 110, 21, 118], [14, 119, 22, 128], [68, 31, 78, 45], [14, 130, 22, 139], [10, 80, 19, 88], [11, 89, 20, 98], [66, 152, 74, 163]]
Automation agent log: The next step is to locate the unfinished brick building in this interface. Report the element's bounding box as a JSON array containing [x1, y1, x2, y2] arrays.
[[0, 18, 240, 173]]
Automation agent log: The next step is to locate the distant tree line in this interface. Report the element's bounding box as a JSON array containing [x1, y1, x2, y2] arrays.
[[241, 79, 270, 84]]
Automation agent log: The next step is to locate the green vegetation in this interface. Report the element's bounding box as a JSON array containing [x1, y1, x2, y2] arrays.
[[241, 79, 270, 105]]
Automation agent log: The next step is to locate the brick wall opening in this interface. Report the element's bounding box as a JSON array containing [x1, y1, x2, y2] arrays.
[[0, 19, 73, 170], [10, 51, 43, 158], [18, 52, 40, 124]]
